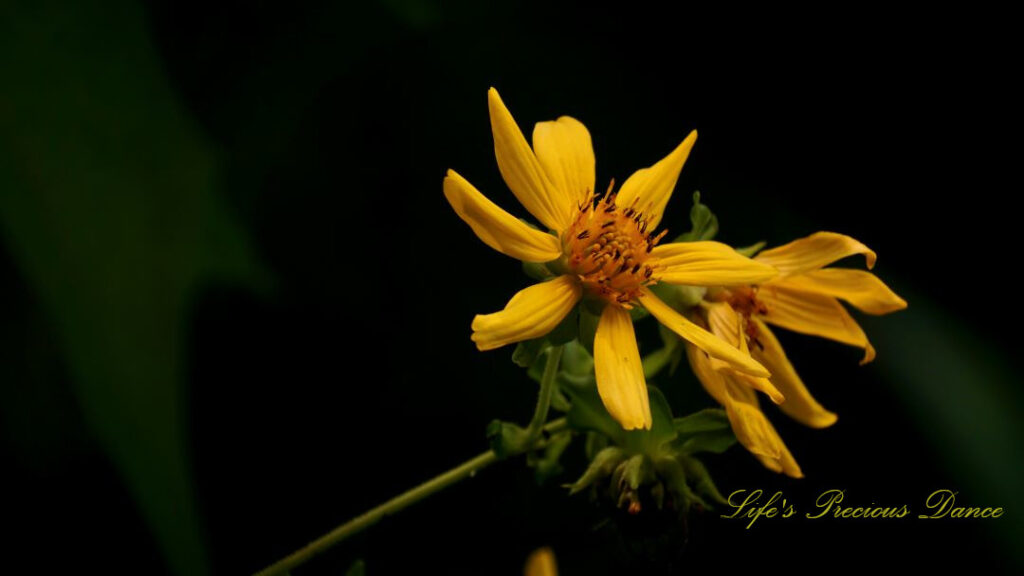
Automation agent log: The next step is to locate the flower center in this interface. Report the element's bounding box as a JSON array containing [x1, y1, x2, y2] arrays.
[[564, 186, 665, 308], [714, 285, 767, 347]]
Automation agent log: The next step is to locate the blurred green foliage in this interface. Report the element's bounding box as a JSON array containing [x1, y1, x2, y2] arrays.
[[1, 1, 265, 573]]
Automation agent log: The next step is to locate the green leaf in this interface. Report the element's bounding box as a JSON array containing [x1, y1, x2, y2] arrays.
[[620, 387, 678, 456], [673, 408, 730, 435], [559, 339, 594, 378], [672, 409, 737, 455], [562, 377, 626, 445], [674, 191, 719, 242], [0, 3, 266, 574], [577, 305, 600, 356]]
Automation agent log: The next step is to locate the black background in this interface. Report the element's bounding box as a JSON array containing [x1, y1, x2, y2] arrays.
[[2, 2, 1020, 574]]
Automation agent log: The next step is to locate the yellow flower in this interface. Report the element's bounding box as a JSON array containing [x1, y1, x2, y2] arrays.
[[524, 547, 557, 576], [685, 232, 907, 476], [444, 88, 777, 430]]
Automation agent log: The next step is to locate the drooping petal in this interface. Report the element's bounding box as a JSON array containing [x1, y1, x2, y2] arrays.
[[705, 303, 785, 404], [772, 268, 907, 315], [471, 276, 581, 351], [533, 116, 595, 210], [615, 130, 697, 230], [685, 343, 803, 477], [652, 241, 777, 286], [751, 318, 838, 428], [594, 305, 652, 430], [757, 282, 876, 364], [639, 287, 769, 377], [443, 170, 563, 262], [724, 383, 802, 477], [524, 547, 558, 576], [754, 232, 877, 275], [488, 88, 573, 232]]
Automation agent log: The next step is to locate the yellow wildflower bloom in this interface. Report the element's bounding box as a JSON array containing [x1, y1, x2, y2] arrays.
[[524, 547, 557, 576], [685, 232, 907, 476], [444, 88, 777, 430]]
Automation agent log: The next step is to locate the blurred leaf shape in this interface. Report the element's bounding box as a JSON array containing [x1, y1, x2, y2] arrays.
[[871, 290, 1024, 569], [0, 1, 265, 574]]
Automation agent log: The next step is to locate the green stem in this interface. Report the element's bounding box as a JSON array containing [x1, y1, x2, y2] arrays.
[[524, 344, 563, 441], [253, 451, 496, 576], [252, 417, 569, 576]]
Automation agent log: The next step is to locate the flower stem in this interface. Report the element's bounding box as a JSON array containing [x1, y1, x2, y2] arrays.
[[252, 416, 569, 576], [524, 344, 563, 441]]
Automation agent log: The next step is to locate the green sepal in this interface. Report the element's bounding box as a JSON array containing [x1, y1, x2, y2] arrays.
[[563, 381, 679, 459], [679, 454, 728, 507], [522, 260, 555, 281], [672, 408, 737, 455], [577, 305, 600, 356], [568, 446, 626, 495], [512, 308, 580, 370], [648, 281, 706, 312], [734, 240, 767, 258], [548, 306, 579, 345], [673, 191, 719, 242], [528, 431, 573, 484], [513, 338, 548, 369]]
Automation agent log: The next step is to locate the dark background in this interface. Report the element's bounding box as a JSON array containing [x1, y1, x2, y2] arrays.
[[2, 1, 1020, 574]]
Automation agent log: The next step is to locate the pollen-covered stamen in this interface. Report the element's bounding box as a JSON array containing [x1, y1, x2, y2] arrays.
[[564, 183, 665, 308]]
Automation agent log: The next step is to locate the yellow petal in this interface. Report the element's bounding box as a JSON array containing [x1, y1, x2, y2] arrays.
[[772, 268, 907, 315], [639, 287, 769, 377], [751, 318, 838, 428], [524, 547, 558, 576], [533, 116, 595, 210], [757, 282, 876, 364], [594, 305, 652, 430], [705, 303, 785, 404], [488, 88, 573, 232], [614, 130, 697, 230], [652, 241, 777, 286], [471, 276, 581, 351], [443, 170, 563, 262], [755, 232, 877, 275], [685, 344, 802, 477]]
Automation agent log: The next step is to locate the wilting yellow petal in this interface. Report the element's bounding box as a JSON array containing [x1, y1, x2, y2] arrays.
[[471, 276, 581, 351], [757, 283, 876, 364], [615, 130, 697, 230], [772, 268, 907, 315], [524, 547, 558, 576], [488, 88, 573, 232], [651, 241, 777, 286], [755, 232, 877, 276], [751, 318, 838, 428], [594, 305, 652, 430], [443, 170, 563, 262], [685, 344, 802, 477], [640, 287, 769, 378], [704, 303, 785, 404], [533, 116, 595, 210]]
